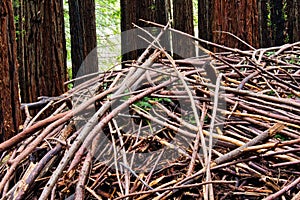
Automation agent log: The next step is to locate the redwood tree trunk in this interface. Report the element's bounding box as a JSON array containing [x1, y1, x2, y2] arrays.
[[270, 0, 285, 46], [69, 0, 98, 78], [286, 0, 300, 43], [0, 0, 21, 142], [198, 0, 213, 49], [257, 0, 271, 47], [173, 0, 195, 58], [121, 0, 138, 63], [121, 0, 169, 63], [18, 0, 67, 104], [212, 0, 259, 50]]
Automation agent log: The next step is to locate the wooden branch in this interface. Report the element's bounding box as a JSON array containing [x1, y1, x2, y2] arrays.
[[213, 123, 285, 165]]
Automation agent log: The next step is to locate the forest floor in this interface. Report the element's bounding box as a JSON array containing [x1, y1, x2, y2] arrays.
[[0, 29, 300, 199]]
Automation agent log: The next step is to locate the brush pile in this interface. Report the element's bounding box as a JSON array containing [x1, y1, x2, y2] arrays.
[[0, 25, 300, 200]]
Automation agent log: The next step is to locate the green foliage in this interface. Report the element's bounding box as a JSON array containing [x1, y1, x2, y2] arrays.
[[134, 96, 172, 111], [193, 0, 198, 31], [63, 1, 72, 72], [67, 68, 73, 89], [286, 55, 300, 65], [265, 51, 275, 56], [13, 0, 20, 8], [267, 90, 275, 96], [63, 0, 121, 79], [96, 0, 120, 36], [274, 133, 287, 141]]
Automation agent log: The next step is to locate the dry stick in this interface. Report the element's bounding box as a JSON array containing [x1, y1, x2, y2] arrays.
[[196, 43, 246, 79], [143, 150, 165, 191], [213, 31, 256, 50], [85, 186, 102, 200], [243, 138, 300, 152], [74, 128, 97, 199], [271, 160, 300, 168], [38, 71, 173, 199], [23, 105, 32, 128], [111, 132, 124, 196], [247, 58, 300, 92], [235, 97, 298, 120], [114, 22, 170, 95], [160, 48, 209, 168], [26, 101, 54, 128], [14, 144, 63, 200], [67, 76, 124, 172], [0, 111, 69, 153], [211, 148, 300, 172], [154, 124, 286, 199], [135, 114, 241, 199], [38, 25, 170, 198], [112, 119, 130, 196], [64, 69, 113, 85], [135, 24, 210, 166], [223, 111, 300, 129], [200, 82, 300, 109], [225, 97, 300, 126], [276, 67, 300, 87], [213, 123, 285, 165], [187, 104, 207, 176], [271, 41, 300, 58], [114, 181, 236, 200], [263, 176, 300, 200], [119, 163, 160, 196], [291, 190, 300, 200], [206, 73, 223, 200], [75, 150, 92, 200], [0, 87, 115, 194], [243, 117, 300, 139], [154, 102, 245, 147], [142, 19, 300, 71], [237, 71, 260, 89], [139, 19, 253, 57], [245, 93, 300, 115]]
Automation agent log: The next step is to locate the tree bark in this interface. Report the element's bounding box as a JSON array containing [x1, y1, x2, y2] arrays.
[[270, 0, 285, 46], [0, 0, 21, 142], [212, 0, 259, 50], [286, 0, 300, 43], [172, 0, 195, 58], [18, 0, 67, 105], [68, 0, 98, 79], [257, 0, 271, 47], [121, 0, 138, 63], [121, 0, 169, 64], [198, 0, 213, 50]]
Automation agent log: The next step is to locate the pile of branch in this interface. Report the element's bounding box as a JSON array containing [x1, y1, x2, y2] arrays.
[[0, 25, 300, 200]]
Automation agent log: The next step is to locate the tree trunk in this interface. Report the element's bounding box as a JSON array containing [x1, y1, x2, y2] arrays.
[[172, 0, 195, 58], [212, 0, 259, 50], [68, 0, 98, 79], [286, 0, 300, 43], [198, 0, 213, 50], [270, 0, 285, 46], [18, 0, 67, 105], [121, 0, 169, 64], [258, 0, 271, 47], [0, 0, 21, 142], [121, 0, 138, 63]]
